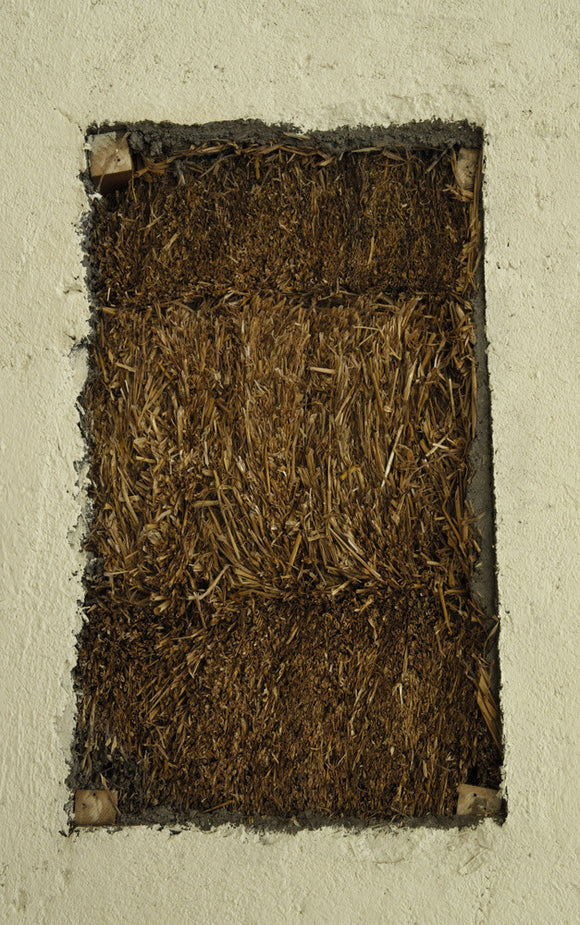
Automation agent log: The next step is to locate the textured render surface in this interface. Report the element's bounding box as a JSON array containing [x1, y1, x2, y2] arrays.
[[0, 1, 578, 923]]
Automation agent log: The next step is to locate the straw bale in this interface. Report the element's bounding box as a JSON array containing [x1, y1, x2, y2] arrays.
[[75, 142, 501, 821]]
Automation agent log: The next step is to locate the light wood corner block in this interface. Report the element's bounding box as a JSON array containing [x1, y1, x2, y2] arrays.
[[90, 133, 133, 192], [74, 789, 119, 826], [456, 783, 502, 816]]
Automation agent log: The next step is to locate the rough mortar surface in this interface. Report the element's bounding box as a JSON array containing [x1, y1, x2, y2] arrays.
[[0, 2, 578, 924]]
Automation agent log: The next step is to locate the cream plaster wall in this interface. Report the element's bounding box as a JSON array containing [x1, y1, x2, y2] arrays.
[[0, 1, 578, 922]]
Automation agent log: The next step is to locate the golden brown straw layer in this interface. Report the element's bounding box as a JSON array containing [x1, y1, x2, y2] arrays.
[[76, 142, 500, 820]]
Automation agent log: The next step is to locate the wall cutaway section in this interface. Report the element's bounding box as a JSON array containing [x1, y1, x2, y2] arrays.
[[73, 124, 501, 828]]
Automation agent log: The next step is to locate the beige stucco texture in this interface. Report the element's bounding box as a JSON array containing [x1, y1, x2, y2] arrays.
[[1, 2, 578, 923]]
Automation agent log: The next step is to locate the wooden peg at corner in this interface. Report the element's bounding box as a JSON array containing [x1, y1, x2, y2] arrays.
[[90, 133, 133, 193], [456, 783, 501, 816], [454, 148, 479, 191], [74, 789, 118, 826]]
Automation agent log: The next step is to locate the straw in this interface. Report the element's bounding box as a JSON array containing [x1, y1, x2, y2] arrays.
[[76, 142, 501, 819]]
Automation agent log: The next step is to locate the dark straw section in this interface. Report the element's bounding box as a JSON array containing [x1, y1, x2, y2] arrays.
[[75, 141, 501, 822]]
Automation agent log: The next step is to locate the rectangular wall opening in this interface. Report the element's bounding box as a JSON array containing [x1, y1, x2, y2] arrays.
[[72, 121, 502, 829]]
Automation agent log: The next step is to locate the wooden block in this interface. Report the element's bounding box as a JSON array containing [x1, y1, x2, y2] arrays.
[[74, 789, 118, 826], [90, 133, 133, 193], [454, 148, 479, 191], [456, 783, 501, 816]]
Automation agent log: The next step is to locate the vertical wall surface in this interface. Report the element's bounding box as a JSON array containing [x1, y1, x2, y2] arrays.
[[0, 2, 578, 923]]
